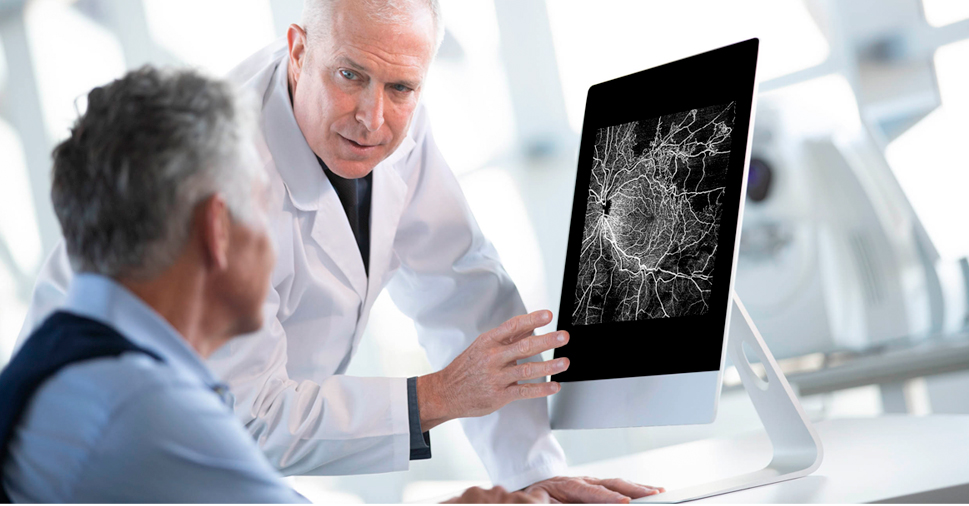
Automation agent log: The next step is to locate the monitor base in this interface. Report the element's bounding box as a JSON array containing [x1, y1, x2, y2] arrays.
[[635, 293, 824, 503]]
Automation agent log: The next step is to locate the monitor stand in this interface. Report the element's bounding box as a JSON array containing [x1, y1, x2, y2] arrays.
[[637, 292, 824, 503]]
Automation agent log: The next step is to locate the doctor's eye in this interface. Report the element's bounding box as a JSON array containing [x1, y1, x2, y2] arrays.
[[391, 83, 411, 93], [339, 69, 357, 80]]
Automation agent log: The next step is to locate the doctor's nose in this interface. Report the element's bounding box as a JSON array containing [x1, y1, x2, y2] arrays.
[[355, 88, 385, 133]]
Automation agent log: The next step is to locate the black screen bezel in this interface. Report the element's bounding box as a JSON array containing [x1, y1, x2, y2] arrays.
[[553, 39, 759, 383]]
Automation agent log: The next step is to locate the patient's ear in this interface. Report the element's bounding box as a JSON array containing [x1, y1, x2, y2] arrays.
[[198, 194, 231, 271]]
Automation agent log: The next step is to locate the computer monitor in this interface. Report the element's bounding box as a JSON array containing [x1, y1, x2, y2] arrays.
[[551, 39, 759, 430]]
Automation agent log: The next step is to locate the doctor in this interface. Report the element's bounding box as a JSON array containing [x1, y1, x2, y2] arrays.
[[19, 0, 660, 502]]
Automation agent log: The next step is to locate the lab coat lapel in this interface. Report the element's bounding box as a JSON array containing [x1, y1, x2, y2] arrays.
[[367, 144, 413, 302], [312, 188, 369, 299], [261, 57, 368, 299]]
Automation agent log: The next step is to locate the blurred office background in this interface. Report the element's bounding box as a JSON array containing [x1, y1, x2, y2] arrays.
[[1, 0, 968, 501]]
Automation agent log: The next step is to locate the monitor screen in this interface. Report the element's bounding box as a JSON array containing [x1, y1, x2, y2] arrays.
[[554, 39, 758, 383]]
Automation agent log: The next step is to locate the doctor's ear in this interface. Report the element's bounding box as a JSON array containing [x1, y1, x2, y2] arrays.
[[287, 24, 308, 83], [197, 194, 231, 272]]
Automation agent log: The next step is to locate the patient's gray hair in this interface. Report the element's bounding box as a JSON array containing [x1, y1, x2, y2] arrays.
[[51, 66, 262, 280], [301, 0, 444, 52]]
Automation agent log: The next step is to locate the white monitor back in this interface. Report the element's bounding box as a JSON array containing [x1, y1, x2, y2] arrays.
[[551, 372, 721, 430]]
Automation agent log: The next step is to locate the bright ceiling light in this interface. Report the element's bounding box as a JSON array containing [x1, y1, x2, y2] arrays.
[[546, 0, 830, 133], [25, 0, 126, 140], [143, 0, 276, 76], [922, 0, 969, 27], [885, 38, 969, 260]]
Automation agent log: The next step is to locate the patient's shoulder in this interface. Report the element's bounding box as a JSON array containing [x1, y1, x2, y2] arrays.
[[41, 350, 193, 408], [14, 351, 198, 450], [4, 353, 203, 502]]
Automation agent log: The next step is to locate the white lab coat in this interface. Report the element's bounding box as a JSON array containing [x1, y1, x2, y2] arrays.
[[17, 38, 567, 490]]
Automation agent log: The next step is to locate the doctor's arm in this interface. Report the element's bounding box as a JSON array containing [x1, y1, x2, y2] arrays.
[[15, 242, 73, 349], [386, 109, 662, 501], [206, 282, 422, 476], [206, 275, 567, 476]]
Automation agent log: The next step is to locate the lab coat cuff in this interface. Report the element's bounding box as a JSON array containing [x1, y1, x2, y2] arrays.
[[491, 458, 569, 492], [390, 376, 413, 472], [407, 376, 432, 460]]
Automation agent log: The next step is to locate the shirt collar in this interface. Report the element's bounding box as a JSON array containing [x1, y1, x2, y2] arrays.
[[261, 54, 418, 212], [62, 273, 223, 390]]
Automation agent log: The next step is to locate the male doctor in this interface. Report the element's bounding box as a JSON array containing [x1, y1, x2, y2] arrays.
[[19, 0, 660, 502]]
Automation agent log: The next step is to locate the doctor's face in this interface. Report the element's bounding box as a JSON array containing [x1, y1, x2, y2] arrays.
[[287, 1, 436, 179]]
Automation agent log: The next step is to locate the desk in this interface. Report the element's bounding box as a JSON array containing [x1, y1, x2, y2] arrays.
[[569, 416, 969, 503]]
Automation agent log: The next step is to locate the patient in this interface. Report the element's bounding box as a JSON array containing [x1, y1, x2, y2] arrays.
[[0, 67, 546, 504]]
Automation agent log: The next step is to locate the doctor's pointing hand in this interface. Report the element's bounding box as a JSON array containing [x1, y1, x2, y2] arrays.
[[417, 311, 569, 431], [19, 0, 662, 502]]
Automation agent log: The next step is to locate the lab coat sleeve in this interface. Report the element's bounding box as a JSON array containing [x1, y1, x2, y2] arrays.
[[16, 242, 73, 351], [385, 109, 569, 491], [207, 272, 414, 476]]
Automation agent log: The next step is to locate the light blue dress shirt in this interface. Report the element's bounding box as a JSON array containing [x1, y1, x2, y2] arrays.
[[2, 274, 308, 503]]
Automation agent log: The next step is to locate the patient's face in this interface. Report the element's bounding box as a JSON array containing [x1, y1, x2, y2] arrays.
[[221, 175, 275, 337]]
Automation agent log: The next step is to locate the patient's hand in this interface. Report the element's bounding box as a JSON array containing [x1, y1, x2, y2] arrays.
[[416, 310, 570, 430], [525, 476, 664, 503], [444, 486, 549, 504]]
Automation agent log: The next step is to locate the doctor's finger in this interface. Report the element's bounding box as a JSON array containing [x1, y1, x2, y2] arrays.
[[589, 478, 664, 498], [508, 381, 561, 401], [487, 310, 553, 345], [549, 480, 631, 504], [517, 489, 551, 503], [506, 357, 570, 383], [502, 331, 569, 362]]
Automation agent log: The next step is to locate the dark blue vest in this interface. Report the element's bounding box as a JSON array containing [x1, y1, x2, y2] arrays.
[[0, 311, 161, 503]]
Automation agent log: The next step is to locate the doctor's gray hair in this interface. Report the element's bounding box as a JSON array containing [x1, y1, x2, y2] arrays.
[[301, 0, 445, 52], [51, 66, 262, 280]]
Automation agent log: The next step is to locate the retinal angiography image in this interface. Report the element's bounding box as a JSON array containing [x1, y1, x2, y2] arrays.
[[572, 102, 736, 326]]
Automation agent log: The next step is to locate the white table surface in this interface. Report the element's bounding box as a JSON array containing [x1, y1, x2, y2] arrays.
[[568, 415, 969, 503]]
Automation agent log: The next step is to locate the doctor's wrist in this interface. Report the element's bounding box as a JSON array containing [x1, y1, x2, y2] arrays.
[[416, 373, 452, 431]]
